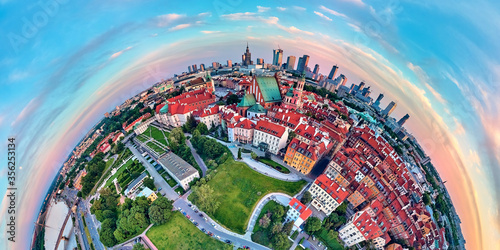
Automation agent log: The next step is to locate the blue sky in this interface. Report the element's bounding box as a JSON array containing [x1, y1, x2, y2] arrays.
[[0, 0, 499, 248]]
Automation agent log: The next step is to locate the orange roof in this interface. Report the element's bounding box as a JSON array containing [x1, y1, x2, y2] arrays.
[[235, 119, 255, 130], [288, 138, 328, 161], [288, 198, 312, 220], [352, 210, 384, 240]]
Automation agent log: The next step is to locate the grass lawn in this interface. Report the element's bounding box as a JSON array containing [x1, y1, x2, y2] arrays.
[[136, 134, 148, 143], [315, 228, 344, 250], [161, 172, 178, 187], [81, 216, 93, 247], [105, 158, 115, 171], [175, 186, 185, 194], [258, 158, 290, 174], [147, 212, 231, 250], [146, 141, 166, 155], [291, 230, 299, 240], [190, 158, 306, 234], [142, 126, 169, 146], [295, 246, 304, 250], [105, 158, 134, 187]]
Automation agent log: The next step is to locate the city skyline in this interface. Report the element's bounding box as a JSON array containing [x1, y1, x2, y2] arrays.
[[0, 1, 499, 249]]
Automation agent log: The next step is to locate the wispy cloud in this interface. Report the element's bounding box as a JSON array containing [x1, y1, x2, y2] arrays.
[[169, 23, 191, 31], [319, 6, 347, 18], [348, 23, 362, 32], [110, 46, 133, 59], [340, 0, 365, 7], [314, 11, 332, 21], [201, 30, 220, 34], [277, 7, 286, 11], [257, 6, 270, 13], [293, 6, 306, 11], [156, 13, 185, 27]]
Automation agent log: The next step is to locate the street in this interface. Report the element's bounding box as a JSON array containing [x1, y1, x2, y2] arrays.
[[186, 139, 208, 176]]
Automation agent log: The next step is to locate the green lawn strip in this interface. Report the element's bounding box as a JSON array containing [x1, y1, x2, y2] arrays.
[[315, 228, 344, 250], [146, 141, 166, 155], [81, 216, 93, 246], [258, 158, 290, 174], [175, 186, 185, 194], [105, 158, 134, 187], [295, 246, 304, 250], [161, 172, 177, 187], [191, 158, 306, 234], [136, 134, 148, 143], [147, 212, 231, 250], [142, 126, 169, 146], [291, 230, 299, 240]]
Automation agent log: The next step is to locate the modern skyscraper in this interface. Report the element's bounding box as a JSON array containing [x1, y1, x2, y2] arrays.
[[287, 56, 296, 70], [227, 60, 232, 68], [192, 64, 197, 72], [242, 43, 252, 66], [256, 58, 264, 65], [358, 81, 365, 92], [188, 65, 193, 73], [373, 93, 384, 107], [361, 86, 371, 97], [383, 101, 397, 116], [328, 65, 338, 80], [272, 48, 283, 66], [200, 64, 205, 71], [313, 64, 320, 75], [297, 55, 309, 73], [398, 114, 410, 126]]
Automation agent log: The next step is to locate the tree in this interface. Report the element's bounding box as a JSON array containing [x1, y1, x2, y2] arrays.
[[191, 184, 220, 214], [196, 122, 209, 135], [251, 152, 257, 160], [99, 218, 117, 247], [272, 232, 289, 250], [170, 127, 186, 144], [226, 94, 240, 105], [282, 221, 294, 235], [149, 196, 173, 225], [423, 192, 431, 206], [336, 202, 347, 216], [272, 205, 285, 221], [143, 178, 155, 190], [259, 214, 271, 228], [305, 217, 321, 235], [301, 191, 312, 205], [271, 222, 283, 235], [238, 148, 242, 159]]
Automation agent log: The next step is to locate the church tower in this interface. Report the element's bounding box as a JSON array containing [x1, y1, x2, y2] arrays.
[[282, 74, 305, 110]]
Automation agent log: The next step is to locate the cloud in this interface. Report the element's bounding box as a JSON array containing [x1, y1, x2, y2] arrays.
[[285, 26, 314, 36], [319, 6, 348, 18], [110, 46, 133, 59], [156, 13, 185, 27], [11, 98, 40, 126], [340, 0, 365, 7], [314, 11, 333, 21], [169, 23, 191, 31], [293, 6, 306, 11], [201, 30, 220, 34], [277, 7, 286, 11], [348, 23, 362, 32], [8, 69, 30, 82], [407, 62, 447, 104], [257, 6, 270, 13]]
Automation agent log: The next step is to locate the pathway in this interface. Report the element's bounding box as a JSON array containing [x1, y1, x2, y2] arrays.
[[186, 139, 208, 176]]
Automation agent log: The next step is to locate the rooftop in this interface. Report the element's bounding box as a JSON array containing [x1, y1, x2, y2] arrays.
[[158, 151, 198, 180]]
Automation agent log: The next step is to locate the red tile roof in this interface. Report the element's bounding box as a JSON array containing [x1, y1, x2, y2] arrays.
[[288, 198, 313, 221], [315, 174, 350, 202], [255, 119, 287, 138], [235, 119, 256, 130]]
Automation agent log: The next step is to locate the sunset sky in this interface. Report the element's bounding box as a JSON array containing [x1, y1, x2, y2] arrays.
[[0, 0, 499, 249]]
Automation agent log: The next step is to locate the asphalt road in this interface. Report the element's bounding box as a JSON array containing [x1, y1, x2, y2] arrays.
[[186, 139, 207, 176], [75, 209, 90, 250], [173, 197, 269, 250], [78, 200, 105, 250]]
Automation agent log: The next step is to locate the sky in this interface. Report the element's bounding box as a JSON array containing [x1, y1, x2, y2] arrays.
[[0, 0, 499, 249]]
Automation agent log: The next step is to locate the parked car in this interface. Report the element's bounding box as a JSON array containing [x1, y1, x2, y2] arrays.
[[208, 232, 214, 236], [186, 215, 190, 219], [188, 204, 192, 207], [199, 214, 203, 217], [182, 212, 187, 216], [194, 222, 199, 226], [201, 228, 206, 232], [225, 240, 231, 244], [194, 210, 199, 213]]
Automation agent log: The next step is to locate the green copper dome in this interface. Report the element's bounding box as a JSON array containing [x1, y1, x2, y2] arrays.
[[286, 86, 294, 97], [237, 93, 256, 107], [160, 103, 169, 114]]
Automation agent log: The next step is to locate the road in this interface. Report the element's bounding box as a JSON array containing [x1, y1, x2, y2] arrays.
[[186, 139, 208, 176], [78, 200, 105, 250], [173, 197, 269, 250], [127, 141, 180, 200], [75, 209, 90, 250]]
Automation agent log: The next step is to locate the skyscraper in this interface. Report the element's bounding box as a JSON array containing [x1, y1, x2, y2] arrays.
[[257, 58, 264, 65], [188, 65, 193, 73], [192, 64, 197, 72], [373, 93, 384, 107], [272, 48, 283, 66], [200, 64, 205, 71], [398, 114, 410, 126], [287, 56, 296, 70], [297, 55, 309, 73], [227, 60, 232, 68], [242, 43, 252, 66], [328, 65, 338, 80], [383, 101, 397, 116], [313, 64, 320, 75]]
